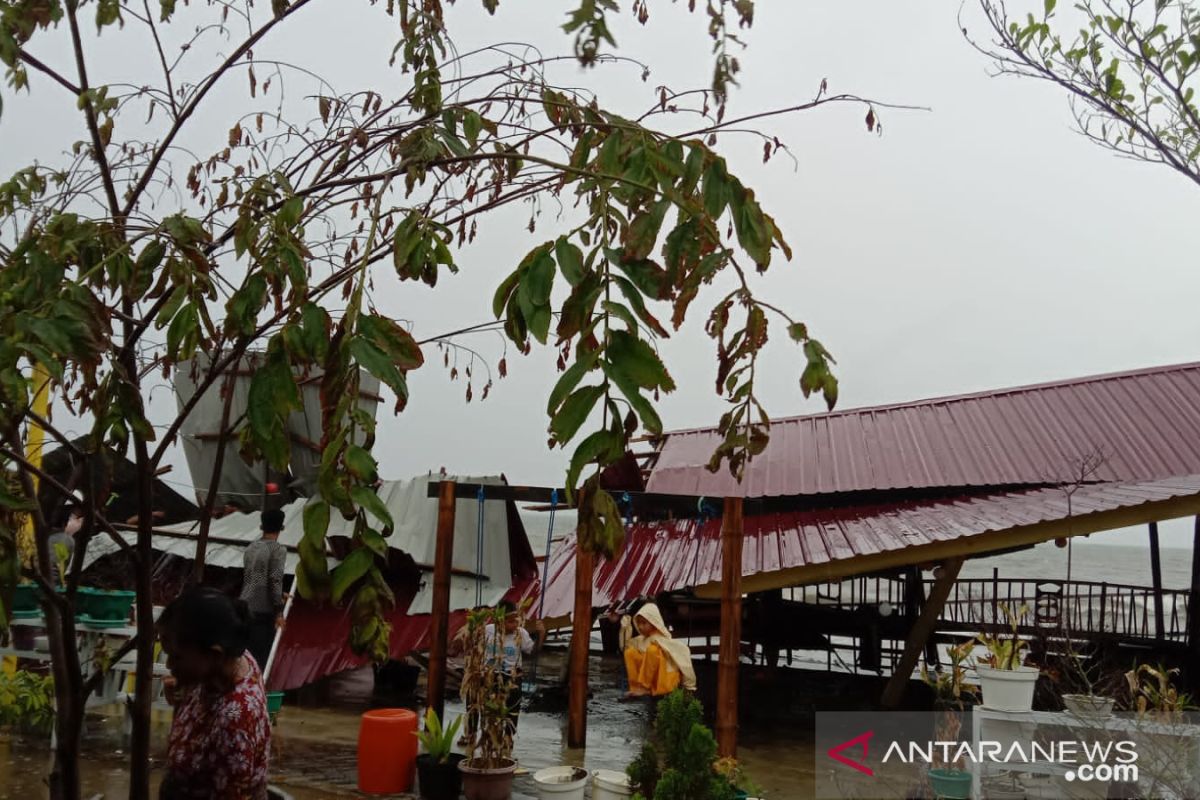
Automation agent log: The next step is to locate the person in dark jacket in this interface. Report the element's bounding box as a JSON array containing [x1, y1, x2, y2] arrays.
[[240, 509, 287, 670]]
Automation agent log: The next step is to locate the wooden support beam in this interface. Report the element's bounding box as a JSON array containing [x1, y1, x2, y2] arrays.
[[717, 496, 744, 758], [568, 547, 594, 748], [1150, 522, 1166, 641], [1189, 517, 1200, 682], [881, 557, 964, 709], [426, 480, 457, 723]]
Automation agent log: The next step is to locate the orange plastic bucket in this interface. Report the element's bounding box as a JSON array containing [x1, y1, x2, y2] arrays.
[[357, 708, 419, 794]]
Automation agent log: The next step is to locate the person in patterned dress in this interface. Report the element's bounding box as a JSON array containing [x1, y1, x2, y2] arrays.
[[158, 586, 271, 800]]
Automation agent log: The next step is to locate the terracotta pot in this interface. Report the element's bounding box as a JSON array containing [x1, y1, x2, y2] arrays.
[[460, 756, 517, 800]]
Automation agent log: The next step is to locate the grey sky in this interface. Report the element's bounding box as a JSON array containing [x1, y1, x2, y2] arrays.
[[3, 1, 1198, 551]]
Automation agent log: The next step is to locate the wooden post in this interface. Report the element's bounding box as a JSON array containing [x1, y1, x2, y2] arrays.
[[568, 547, 594, 748], [426, 480, 456, 723], [717, 496, 744, 758], [1150, 522, 1166, 641], [1188, 517, 1200, 681], [881, 557, 964, 709]]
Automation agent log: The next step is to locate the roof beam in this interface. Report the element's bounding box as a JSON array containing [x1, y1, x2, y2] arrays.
[[691, 491, 1200, 598]]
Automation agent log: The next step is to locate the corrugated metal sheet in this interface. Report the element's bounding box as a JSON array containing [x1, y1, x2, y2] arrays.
[[647, 362, 1200, 497], [537, 476, 1200, 619]]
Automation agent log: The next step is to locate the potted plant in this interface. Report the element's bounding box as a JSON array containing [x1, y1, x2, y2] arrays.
[[975, 604, 1039, 712], [625, 690, 743, 800], [458, 607, 519, 800], [1057, 647, 1115, 722], [923, 640, 976, 800], [11, 580, 40, 618], [982, 771, 1027, 800], [415, 708, 466, 800]]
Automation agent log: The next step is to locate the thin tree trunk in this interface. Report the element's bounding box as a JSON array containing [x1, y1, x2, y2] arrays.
[[128, 434, 156, 800], [192, 355, 239, 584]]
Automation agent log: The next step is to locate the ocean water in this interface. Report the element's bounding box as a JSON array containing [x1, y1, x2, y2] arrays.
[[960, 540, 1194, 589]]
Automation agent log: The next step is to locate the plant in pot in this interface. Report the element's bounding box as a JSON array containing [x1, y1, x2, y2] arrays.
[[922, 640, 976, 800], [974, 603, 1039, 712], [626, 690, 741, 800], [415, 708, 465, 800], [459, 606, 519, 800], [1056, 646, 1115, 722]]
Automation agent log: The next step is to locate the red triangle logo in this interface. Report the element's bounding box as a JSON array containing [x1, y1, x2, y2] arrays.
[[827, 730, 875, 776]]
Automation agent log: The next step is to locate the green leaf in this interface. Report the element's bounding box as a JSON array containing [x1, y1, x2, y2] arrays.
[[359, 314, 423, 370], [166, 302, 199, 359], [550, 384, 605, 444], [522, 249, 556, 308], [555, 237, 586, 287], [548, 348, 601, 414], [344, 444, 377, 482], [1044, 0, 1056, 14], [605, 361, 663, 435], [331, 548, 374, 605], [606, 330, 675, 392], [493, 269, 520, 319], [528, 304, 552, 344], [566, 428, 623, 494], [463, 110, 484, 147], [350, 337, 408, 400], [623, 200, 670, 261], [360, 527, 389, 558], [351, 486, 394, 530]]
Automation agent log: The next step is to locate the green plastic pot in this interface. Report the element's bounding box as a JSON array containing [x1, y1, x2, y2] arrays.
[[78, 587, 136, 622], [12, 583, 40, 616], [267, 691, 285, 722], [929, 768, 972, 799]]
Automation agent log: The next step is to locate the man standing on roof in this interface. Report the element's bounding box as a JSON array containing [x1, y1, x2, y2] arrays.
[[240, 509, 287, 671]]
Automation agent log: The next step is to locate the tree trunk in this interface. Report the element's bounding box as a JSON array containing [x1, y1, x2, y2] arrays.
[[44, 599, 85, 800], [128, 437, 156, 800]]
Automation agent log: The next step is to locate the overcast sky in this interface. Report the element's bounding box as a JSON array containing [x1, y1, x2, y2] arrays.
[[3, 2, 1199, 548]]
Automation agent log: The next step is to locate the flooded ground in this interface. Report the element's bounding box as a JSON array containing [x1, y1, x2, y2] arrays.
[[0, 649, 822, 799]]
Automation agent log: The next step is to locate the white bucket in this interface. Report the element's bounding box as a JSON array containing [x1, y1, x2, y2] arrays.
[[592, 769, 634, 800], [976, 665, 1039, 712], [532, 766, 588, 800]]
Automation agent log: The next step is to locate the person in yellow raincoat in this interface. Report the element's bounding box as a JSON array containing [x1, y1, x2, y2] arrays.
[[621, 602, 697, 699]]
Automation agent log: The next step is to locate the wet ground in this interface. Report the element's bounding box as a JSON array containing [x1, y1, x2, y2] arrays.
[[0, 649, 822, 799]]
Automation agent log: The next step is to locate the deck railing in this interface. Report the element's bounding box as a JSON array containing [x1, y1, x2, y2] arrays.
[[787, 573, 1191, 644]]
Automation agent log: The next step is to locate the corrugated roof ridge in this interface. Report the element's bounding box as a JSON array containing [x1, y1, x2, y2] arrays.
[[663, 361, 1200, 437]]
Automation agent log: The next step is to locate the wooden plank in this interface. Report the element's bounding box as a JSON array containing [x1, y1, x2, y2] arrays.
[[881, 557, 964, 709], [568, 547, 594, 748], [426, 480, 457, 723], [717, 497, 744, 758], [1150, 522, 1166, 641]]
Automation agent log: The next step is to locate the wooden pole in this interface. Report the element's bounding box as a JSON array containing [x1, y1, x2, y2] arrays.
[[717, 496, 744, 758], [426, 479, 457, 723], [1188, 517, 1200, 681], [1149, 522, 1166, 641], [567, 547, 594, 748], [881, 557, 964, 709]]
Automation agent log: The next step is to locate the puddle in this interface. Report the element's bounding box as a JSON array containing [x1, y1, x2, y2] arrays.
[[1, 650, 818, 798]]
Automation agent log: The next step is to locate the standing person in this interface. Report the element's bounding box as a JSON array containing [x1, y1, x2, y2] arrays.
[[158, 586, 271, 799], [483, 601, 545, 729], [47, 505, 83, 586], [240, 508, 287, 671], [621, 602, 696, 699]]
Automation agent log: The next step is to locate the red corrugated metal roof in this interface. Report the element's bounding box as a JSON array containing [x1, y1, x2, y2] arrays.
[[647, 362, 1200, 497], [537, 476, 1200, 618]]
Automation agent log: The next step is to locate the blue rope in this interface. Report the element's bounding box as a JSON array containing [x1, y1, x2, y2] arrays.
[[525, 489, 558, 695], [475, 486, 486, 609], [621, 491, 633, 527]]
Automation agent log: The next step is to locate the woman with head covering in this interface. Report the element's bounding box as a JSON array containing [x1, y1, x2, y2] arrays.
[[158, 586, 271, 799], [622, 602, 697, 699]]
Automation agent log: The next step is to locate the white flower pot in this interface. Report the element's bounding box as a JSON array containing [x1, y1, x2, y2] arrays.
[[976, 665, 1039, 711], [532, 766, 587, 800], [592, 769, 634, 800], [1061, 693, 1114, 721]]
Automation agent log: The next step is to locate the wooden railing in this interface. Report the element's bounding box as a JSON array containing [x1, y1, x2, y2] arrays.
[[787, 573, 1191, 644]]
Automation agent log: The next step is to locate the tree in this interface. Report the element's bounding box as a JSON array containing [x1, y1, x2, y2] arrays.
[[0, 2, 877, 798], [968, 0, 1200, 187]]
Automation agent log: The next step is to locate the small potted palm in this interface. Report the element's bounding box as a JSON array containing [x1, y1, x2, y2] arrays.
[[416, 708, 465, 800], [459, 607, 519, 800], [923, 640, 976, 800], [975, 604, 1039, 712]]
